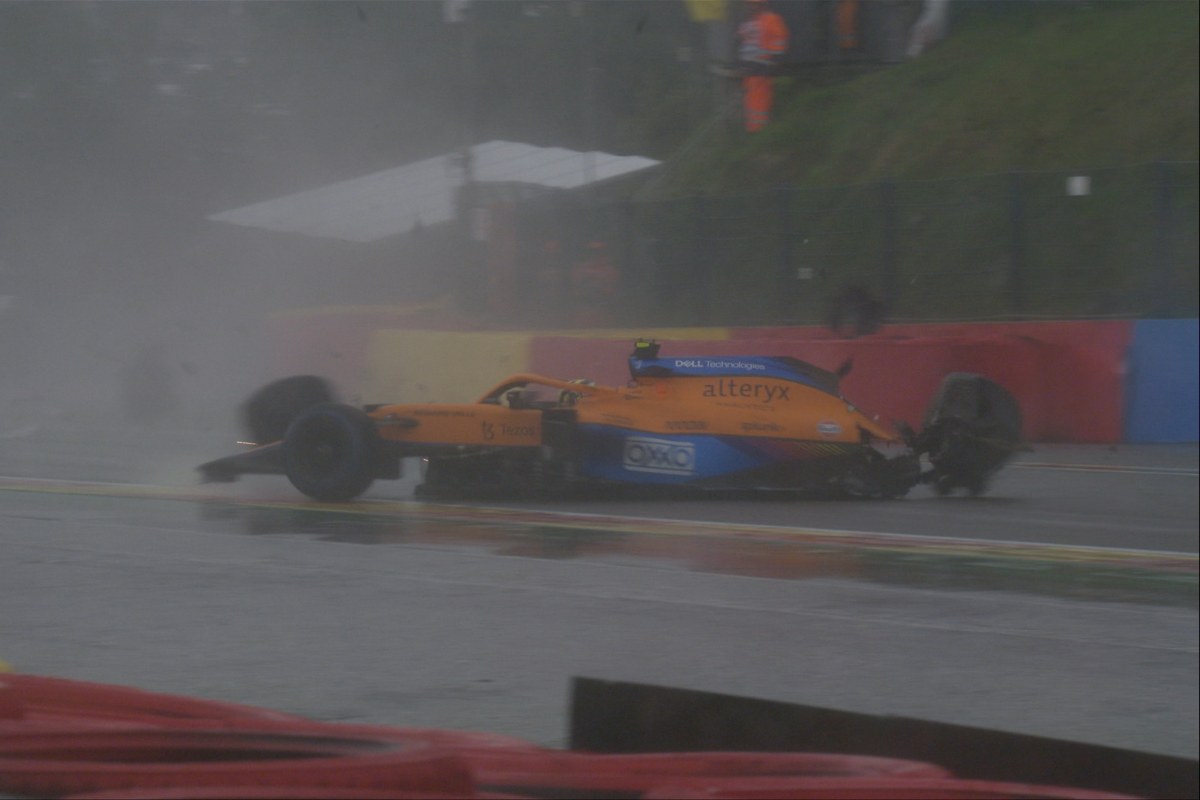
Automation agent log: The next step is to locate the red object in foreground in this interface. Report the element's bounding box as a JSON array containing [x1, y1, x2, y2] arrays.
[[463, 748, 953, 797], [0, 729, 475, 799], [643, 775, 1140, 799], [239, 720, 545, 754], [0, 673, 1146, 800], [0, 673, 304, 732], [66, 788, 516, 800]]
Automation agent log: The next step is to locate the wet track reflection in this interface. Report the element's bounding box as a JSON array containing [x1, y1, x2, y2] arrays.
[[2, 458, 1197, 759], [196, 496, 1195, 608], [0, 465, 1195, 612], [0, 464, 1112, 613]]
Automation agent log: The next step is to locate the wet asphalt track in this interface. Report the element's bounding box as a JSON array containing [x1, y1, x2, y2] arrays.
[[0, 424, 1196, 759]]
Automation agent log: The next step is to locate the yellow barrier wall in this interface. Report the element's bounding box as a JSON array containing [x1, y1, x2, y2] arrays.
[[365, 330, 535, 403]]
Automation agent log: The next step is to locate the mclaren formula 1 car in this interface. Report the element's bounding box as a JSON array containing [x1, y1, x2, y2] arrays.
[[198, 340, 1022, 501]]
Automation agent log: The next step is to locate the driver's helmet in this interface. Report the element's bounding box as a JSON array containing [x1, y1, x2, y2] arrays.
[[505, 388, 539, 409], [559, 378, 596, 406], [632, 339, 660, 359]]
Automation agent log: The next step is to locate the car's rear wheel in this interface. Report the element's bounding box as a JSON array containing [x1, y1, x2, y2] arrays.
[[919, 373, 1022, 496], [282, 403, 378, 502], [242, 375, 336, 445]]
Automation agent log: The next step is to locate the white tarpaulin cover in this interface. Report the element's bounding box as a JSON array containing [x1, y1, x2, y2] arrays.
[[208, 140, 659, 243]]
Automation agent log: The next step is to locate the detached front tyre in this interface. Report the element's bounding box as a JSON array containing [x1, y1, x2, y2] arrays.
[[282, 403, 379, 501]]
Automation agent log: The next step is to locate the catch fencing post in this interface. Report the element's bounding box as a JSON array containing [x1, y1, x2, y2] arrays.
[[1151, 160, 1175, 316], [881, 179, 899, 311], [692, 194, 712, 323], [775, 186, 795, 321], [618, 199, 637, 322], [1007, 170, 1026, 315]]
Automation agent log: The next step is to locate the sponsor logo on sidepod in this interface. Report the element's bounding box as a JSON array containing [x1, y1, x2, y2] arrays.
[[817, 420, 843, 437], [702, 380, 790, 403], [623, 436, 696, 475]]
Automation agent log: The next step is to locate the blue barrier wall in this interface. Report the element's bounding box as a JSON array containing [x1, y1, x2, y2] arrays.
[[1125, 319, 1200, 443]]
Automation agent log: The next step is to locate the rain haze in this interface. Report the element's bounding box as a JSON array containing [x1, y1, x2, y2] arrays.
[[0, 2, 1195, 794], [0, 0, 681, 441]]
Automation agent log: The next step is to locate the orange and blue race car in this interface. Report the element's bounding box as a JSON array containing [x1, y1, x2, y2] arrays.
[[198, 340, 1022, 501]]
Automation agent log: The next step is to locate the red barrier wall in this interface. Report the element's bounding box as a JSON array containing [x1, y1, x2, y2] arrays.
[[700, 336, 1053, 437], [732, 322, 1133, 442]]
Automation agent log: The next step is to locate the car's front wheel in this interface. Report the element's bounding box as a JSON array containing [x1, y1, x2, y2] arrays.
[[282, 403, 379, 501]]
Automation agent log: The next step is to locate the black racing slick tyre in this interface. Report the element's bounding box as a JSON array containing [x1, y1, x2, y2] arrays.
[[282, 403, 379, 502], [242, 375, 336, 445]]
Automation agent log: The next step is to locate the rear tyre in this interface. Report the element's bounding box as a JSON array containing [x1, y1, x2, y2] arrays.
[[282, 404, 378, 502], [242, 375, 336, 445]]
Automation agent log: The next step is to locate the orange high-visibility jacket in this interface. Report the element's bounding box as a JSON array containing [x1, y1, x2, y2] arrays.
[[738, 9, 789, 65]]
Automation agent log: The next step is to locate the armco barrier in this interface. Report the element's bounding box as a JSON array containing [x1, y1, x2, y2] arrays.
[[1125, 319, 1200, 443]]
